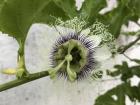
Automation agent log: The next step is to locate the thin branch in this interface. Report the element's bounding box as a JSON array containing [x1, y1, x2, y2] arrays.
[[118, 35, 140, 54], [0, 70, 49, 92], [121, 30, 140, 36], [123, 53, 132, 61]]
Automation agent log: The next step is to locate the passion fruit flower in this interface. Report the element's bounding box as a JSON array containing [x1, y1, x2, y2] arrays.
[[24, 18, 116, 105]]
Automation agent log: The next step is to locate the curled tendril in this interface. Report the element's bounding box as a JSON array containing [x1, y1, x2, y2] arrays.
[[55, 17, 87, 32], [90, 21, 114, 42], [89, 21, 117, 54]]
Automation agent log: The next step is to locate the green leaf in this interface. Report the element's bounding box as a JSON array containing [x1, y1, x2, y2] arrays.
[[0, 0, 4, 30], [108, 62, 133, 82], [131, 66, 140, 77], [34, 1, 69, 24], [78, 0, 139, 37], [107, 62, 140, 85], [97, 0, 140, 38], [79, 0, 106, 22], [0, 0, 49, 42], [99, 3, 129, 37], [133, 84, 140, 101], [126, 0, 140, 17], [132, 59, 140, 64], [107, 69, 121, 77], [0, 0, 4, 11], [119, 62, 133, 82], [53, 0, 77, 18], [0, 0, 69, 43], [95, 83, 126, 105], [126, 85, 140, 102], [95, 82, 140, 105]]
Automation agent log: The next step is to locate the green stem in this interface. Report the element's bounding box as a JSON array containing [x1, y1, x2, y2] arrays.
[[17, 39, 29, 75], [0, 70, 49, 92]]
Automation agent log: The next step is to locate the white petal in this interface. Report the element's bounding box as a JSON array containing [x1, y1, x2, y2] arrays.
[[42, 78, 100, 105], [100, 54, 128, 71], [94, 45, 112, 62], [0, 34, 18, 68], [25, 23, 73, 73], [0, 33, 18, 83], [88, 35, 102, 47]]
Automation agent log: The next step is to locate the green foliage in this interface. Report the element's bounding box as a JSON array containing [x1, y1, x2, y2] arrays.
[[0, 0, 140, 41], [97, 0, 140, 37], [53, 0, 78, 18], [107, 62, 140, 79], [95, 83, 126, 105], [108, 62, 133, 82], [79, 0, 106, 21], [0, 0, 4, 11], [0, 0, 48, 42], [131, 59, 140, 64], [34, 1, 69, 25], [125, 0, 140, 17], [0, 0, 71, 42], [95, 62, 140, 105], [95, 82, 140, 105], [131, 66, 140, 77], [78, 0, 138, 38]]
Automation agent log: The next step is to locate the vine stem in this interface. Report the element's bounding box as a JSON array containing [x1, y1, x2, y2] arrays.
[[119, 35, 140, 54], [0, 70, 49, 92]]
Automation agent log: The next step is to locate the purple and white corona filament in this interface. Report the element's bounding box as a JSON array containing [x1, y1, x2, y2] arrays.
[[50, 33, 97, 80]]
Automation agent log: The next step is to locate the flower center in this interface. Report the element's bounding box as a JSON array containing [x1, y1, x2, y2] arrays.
[[54, 39, 88, 73], [49, 33, 96, 81]]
